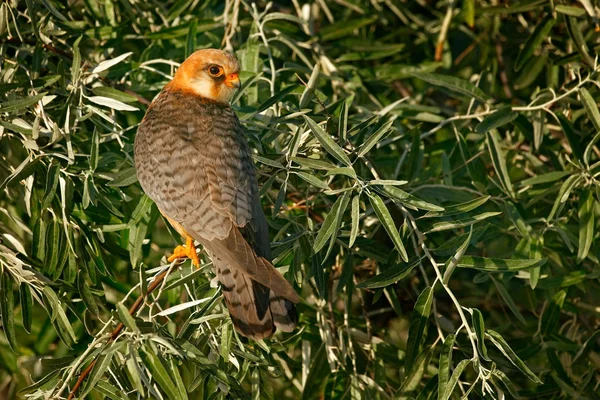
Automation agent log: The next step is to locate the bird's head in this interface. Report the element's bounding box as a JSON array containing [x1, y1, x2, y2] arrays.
[[168, 49, 241, 104]]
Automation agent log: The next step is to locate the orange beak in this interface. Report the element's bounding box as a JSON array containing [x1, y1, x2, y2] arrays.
[[225, 73, 241, 89]]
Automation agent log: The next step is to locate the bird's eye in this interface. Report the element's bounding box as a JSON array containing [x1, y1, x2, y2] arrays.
[[208, 65, 223, 77]]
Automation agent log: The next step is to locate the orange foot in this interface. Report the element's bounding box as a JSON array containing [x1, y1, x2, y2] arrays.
[[167, 236, 200, 267]]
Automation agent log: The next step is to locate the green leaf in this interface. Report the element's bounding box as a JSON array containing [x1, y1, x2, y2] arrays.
[[438, 334, 455, 400], [368, 193, 408, 262], [427, 211, 501, 233], [116, 302, 137, 332], [20, 283, 33, 333], [91, 86, 138, 103], [357, 118, 394, 157], [457, 256, 546, 271], [486, 330, 543, 383], [405, 286, 433, 371], [548, 174, 582, 221], [577, 188, 595, 263], [313, 192, 349, 252], [185, 19, 197, 59], [475, 107, 517, 133], [303, 115, 352, 166], [411, 72, 489, 103], [472, 309, 490, 360], [541, 290, 567, 335], [515, 16, 555, 70], [0, 274, 18, 353], [140, 348, 182, 400], [320, 16, 378, 41], [106, 167, 138, 187], [257, 84, 299, 113], [566, 16, 595, 68], [486, 131, 515, 199], [42, 161, 61, 211], [356, 257, 422, 289], [0, 92, 47, 113], [349, 194, 360, 247], [294, 171, 330, 190], [580, 88, 600, 132], [520, 171, 571, 186], [71, 36, 82, 83], [442, 359, 471, 400], [424, 195, 490, 217], [42, 286, 77, 347], [378, 185, 444, 211], [79, 350, 116, 398]]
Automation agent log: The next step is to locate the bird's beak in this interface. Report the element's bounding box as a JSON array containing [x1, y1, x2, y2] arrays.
[[225, 73, 241, 89]]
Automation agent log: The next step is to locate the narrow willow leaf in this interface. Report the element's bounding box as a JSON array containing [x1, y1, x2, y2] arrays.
[[437, 334, 455, 400], [311, 254, 326, 299], [455, 130, 487, 191], [91, 86, 138, 103], [92, 52, 133, 74], [325, 190, 351, 259], [427, 211, 501, 233], [324, 167, 357, 179], [515, 16, 555, 70], [299, 64, 320, 108], [320, 15, 378, 41], [577, 188, 594, 263], [583, 131, 600, 166], [140, 348, 182, 400], [458, 256, 546, 271], [0, 155, 40, 191], [129, 194, 153, 227], [107, 167, 138, 187], [405, 287, 433, 371], [548, 174, 581, 221], [71, 36, 82, 83], [303, 115, 352, 166], [94, 381, 129, 400], [442, 359, 471, 400], [20, 283, 33, 333], [357, 118, 394, 157], [0, 92, 47, 113], [1, 274, 18, 353], [169, 358, 189, 400], [411, 72, 489, 103], [400, 347, 431, 392], [294, 171, 330, 190], [379, 186, 443, 211], [475, 107, 517, 133], [491, 370, 521, 398], [79, 351, 115, 398], [579, 88, 600, 131], [566, 16, 595, 67], [493, 276, 526, 324], [185, 19, 197, 59], [349, 194, 360, 247], [313, 192, 348, 252], [42, 161, 60, 211], [472, 309, 490, 360], [541, 290, 567, 335], [424, 195, 490, 218], [463, 0, 474, 27], [117, 302, 137, 332], [486, 131, 515, 199], [557, 114, 584, 164], [87, 95, 139, 111], [529, 236, 543, 289], [555, 5, 586, 16], [487, 330, 542, 383], [407, 128, 422, 180], [442, 226, 472, 284], [257, 84, 299, 113], [42, 286, 76, 347], [356, 257, 421, 289], [78, 272, 99, 317], [520, 171, 571, 186], [291, 156, 336, 170], [368, 193, 408, 261], [156, 298, 210, 316], [338, 96, 351, 142], [514, 56, 547, 90]]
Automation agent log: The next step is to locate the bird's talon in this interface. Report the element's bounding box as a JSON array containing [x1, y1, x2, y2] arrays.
[[167, 238, 200, 267]]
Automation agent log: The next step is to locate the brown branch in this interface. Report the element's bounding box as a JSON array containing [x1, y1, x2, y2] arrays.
[[67, 267, 171, 400]]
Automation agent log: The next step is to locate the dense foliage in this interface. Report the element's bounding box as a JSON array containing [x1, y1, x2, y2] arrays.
[[1, 0, 599, 398]]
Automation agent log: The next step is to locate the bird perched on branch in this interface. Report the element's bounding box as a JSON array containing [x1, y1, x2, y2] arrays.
[[134, 49, 299, 339]]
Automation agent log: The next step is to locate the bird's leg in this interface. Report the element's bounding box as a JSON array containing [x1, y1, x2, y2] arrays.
[[168, 236, 200, 267]]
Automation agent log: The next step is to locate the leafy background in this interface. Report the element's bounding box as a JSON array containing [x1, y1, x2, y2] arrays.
[[1, 0, 599, 399]]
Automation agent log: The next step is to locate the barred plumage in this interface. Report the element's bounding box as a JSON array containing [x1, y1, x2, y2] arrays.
[[134, 49, 299, 339]]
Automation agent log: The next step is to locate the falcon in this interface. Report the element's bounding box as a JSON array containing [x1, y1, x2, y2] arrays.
[[134, 49, 299, 339]]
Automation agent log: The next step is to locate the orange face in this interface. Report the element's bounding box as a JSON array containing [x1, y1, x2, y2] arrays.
[[169, 49, 241, 103]]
